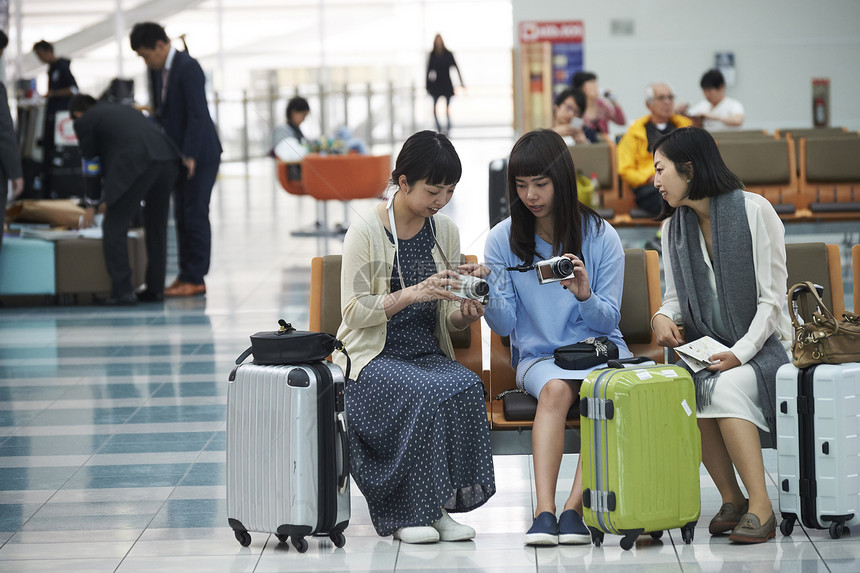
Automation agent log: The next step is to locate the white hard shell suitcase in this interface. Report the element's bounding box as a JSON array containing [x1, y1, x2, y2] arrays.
[[226, 361, 350, 552], [776, 362, 860, 539]]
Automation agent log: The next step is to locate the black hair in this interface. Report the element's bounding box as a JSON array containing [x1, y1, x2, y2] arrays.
[[0, 30, 8, 50], [553, 87, 579, 110], [652, 126, 744, 220], [506, 129, 603, 264], [432, 34, 448, 55], [553, 88, 586, 121], [571, 71, 597, 90], [33, 40, 53, 53], [68, 94, 98, 115], [391, 130, 462, 189], [700, 69, 725, 90], [129, 22, 169, 51], [286, 97, 310, 121]]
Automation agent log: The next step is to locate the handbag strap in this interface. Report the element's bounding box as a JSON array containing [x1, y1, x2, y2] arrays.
[[788, 281, 836, 329], [235, 346, 253, 365]]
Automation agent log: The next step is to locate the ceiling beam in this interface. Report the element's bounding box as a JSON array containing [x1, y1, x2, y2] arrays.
[[20, 0, 205, 74]]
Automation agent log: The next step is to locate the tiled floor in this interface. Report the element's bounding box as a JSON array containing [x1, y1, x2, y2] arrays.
[[1, 136, 858, 572]]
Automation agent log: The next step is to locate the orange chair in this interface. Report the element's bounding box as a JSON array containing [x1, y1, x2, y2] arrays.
[[276, 161, 305, 195], [302, 154, 390, 201], [298, 154, 391, 234]]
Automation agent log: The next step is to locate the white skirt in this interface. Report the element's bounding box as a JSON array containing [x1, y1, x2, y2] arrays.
[[698, 362, 768, 431]]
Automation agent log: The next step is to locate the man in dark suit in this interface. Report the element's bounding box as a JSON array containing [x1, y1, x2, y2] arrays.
[[0, 30, 24, 253], [70, 94, 181, 305], [130, 22, 222, 298], [33, 39, 78, 197]]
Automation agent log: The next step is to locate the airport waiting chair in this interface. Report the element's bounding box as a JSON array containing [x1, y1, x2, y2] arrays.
[[717, 137, 801, 216], [798, 137, 860, 217], [711, 129, 774, 142], [775, 128, 858, 176], [292, 154, 391, 236], [775, 127, 851, 140], [785, 242, 845, 321], [309, 254, 485, 398], [488, 248, 662, 429], [276, 161, 305, 195], [568, 141, 619, 220]]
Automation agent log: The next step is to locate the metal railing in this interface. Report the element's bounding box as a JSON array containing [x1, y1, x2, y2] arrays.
[[212, 82, 421, 163]]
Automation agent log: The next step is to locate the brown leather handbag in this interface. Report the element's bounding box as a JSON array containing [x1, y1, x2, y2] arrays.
[[788, 281, 860, 368]]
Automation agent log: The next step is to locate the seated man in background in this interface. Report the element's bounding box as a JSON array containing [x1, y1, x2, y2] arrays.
[[617, 82, 691, 217], [686, 69, 744, 132], [70, 94, 181, 305], [551, 88, 598, 146], [271, 96, 310, 161]]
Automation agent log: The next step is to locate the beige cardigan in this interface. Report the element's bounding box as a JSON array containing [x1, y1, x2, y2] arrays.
[[333, 205, 465, 379]]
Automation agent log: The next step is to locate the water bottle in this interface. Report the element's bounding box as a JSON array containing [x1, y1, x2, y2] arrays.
[[589, 173, 601, 209]]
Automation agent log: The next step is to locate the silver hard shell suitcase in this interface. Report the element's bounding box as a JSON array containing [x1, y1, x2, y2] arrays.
[[226, 361, 350, 552], [776, 362, 860, 539]]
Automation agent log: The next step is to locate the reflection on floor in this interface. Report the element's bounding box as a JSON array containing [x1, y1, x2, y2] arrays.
[[0, 142, 857, 571]]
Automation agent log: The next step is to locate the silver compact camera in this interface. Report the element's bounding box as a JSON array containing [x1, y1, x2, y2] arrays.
[[447, 274, 490, 305], [535, 256, 575, 284]]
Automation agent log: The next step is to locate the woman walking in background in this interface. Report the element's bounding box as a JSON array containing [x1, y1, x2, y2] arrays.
[[426, 34, 464, 135]]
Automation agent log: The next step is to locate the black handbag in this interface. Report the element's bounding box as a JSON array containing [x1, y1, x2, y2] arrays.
[[235, 319, 350, 379], [553, 336, 619, 370]]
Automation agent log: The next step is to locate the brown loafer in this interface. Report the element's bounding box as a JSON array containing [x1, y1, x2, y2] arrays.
[[164, 281, 206, 297], [729, 512, 776, 544], [709, 499, 749, 535]]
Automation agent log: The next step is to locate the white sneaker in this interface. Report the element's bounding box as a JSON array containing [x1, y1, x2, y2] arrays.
[[393, 526, 440, 544], [432, 509, 476, 541]]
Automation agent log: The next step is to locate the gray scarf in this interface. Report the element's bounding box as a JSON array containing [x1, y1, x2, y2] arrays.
[[667, 189, 787, 442]]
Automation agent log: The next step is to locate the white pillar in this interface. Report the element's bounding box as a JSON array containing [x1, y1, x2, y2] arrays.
[[114, 0, 125, 77], [217, 0, 225, 85], [13, 0, 22, 79]]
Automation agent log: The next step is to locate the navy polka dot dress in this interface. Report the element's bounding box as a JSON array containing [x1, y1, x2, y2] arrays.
[[346, 219, 496, 537]]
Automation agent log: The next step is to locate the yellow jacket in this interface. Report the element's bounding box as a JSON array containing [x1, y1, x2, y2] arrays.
[[617, 114, 692, 188]]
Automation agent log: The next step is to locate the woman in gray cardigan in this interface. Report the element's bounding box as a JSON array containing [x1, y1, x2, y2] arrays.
[[335, 131, 495, 544]]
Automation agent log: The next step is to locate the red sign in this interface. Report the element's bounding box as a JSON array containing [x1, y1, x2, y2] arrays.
[[519, 21, 584, 44]]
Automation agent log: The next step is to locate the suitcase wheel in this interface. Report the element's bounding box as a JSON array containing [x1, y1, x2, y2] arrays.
[[292, 536, 309, 553], [829, 521, 845, 540], [234, 530, 251, 547], [330, 531, 346, 548], [649, 530, 664, 540], [589, 527, 604, 547], [275, 534, 288, 544], [681, 525, 695, 544], [780, 517, 795, 537], [620, 533, 636, 551]]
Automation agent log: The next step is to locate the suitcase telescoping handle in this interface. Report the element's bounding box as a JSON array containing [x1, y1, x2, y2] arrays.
[[606, 356, 655, 369], [336, 412, 349, 494]]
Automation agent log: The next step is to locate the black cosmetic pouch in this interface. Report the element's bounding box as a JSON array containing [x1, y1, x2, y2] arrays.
[[553, 336, 619, 370], [235, 319, 349, 378]]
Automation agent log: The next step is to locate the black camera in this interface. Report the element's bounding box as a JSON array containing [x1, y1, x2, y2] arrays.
[[535, 256, 575, 284]]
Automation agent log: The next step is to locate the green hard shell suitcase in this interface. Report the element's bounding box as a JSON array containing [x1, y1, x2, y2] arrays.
[[580, 364, 701, 550]]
